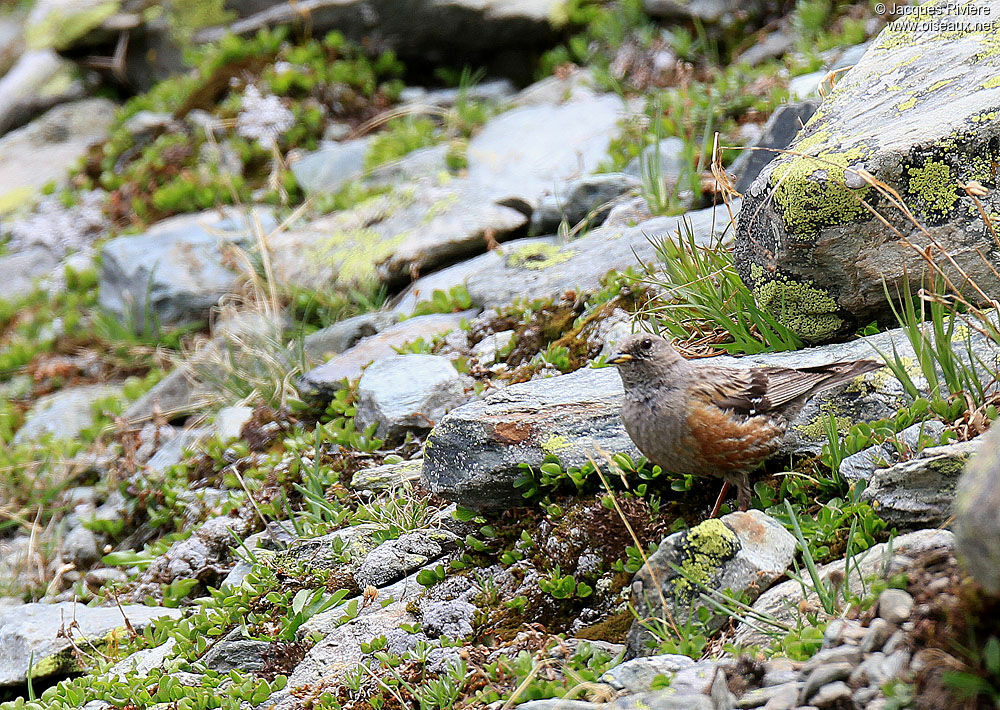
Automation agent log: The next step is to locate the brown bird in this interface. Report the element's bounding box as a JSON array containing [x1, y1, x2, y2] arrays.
[[607, 333, 883, 515]]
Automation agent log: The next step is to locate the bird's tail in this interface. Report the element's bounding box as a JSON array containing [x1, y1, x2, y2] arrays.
[[810, 359, 884, 393]]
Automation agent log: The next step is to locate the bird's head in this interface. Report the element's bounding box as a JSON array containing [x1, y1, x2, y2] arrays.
[[607, 333, 684, 386]]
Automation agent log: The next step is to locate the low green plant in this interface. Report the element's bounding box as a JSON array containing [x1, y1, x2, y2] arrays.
[[538, 566, 593, 599], [638, 219, 804, 354], [364, 116, 439, 171], [875, 277, 1000, 423], [410, 285, 473, 316]]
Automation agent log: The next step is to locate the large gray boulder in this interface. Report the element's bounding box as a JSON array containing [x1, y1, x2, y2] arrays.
[[99, 208, 274, 329], [735, 9, 1000, 341], [627, 510, 796, 657], [954, 424, 1000, 594], [422, 366, 640, 510], [0, 602, 181, 686]]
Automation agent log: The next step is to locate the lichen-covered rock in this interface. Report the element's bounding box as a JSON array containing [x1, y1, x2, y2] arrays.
[[269, 177, 527, 291], [350, 459, 423, 493], [954, 424, 1000, 594], [627, 510, 796, 657], [355, 354, 471, 441], [735, 10, 1000, 341], [860, 440, 979, 528]]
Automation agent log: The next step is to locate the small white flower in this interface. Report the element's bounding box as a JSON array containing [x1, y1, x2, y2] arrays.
[[236, 85, 295, 146]]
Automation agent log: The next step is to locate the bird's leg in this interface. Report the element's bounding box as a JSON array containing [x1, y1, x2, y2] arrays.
[[709, 480, 731, 518], [735, 472, 751, 511]]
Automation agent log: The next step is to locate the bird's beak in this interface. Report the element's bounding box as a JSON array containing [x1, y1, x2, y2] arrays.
[[607, 352, 633, 364]]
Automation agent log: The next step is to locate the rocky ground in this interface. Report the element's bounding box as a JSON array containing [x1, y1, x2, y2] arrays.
[[2, 1, 1000, 709]]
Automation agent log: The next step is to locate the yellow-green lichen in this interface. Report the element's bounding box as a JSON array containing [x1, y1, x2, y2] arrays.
[[672, 518, 739, 597], [422, 193, 460, 223], [972, 111, 999, 123], [506, 243, 576, 271], [794, 403, 853, 440], [541, 435, 572, 456], [897, 96, 917, 111], [845, 366, 894, 397], [26, 1, 120, 50], [307, 227, 408, 286], [755, 278, 844, 342], [906, 160, 960, 219], [769, 136, 871, 238], [984, 76, 1000, 90]]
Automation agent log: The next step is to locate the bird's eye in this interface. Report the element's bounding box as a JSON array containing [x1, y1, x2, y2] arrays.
[[640, 338, 652, 350]]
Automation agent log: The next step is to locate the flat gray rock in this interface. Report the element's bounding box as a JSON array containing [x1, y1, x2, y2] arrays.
[[422, 365, 640, 510], [13, 383, 120, 444], [465, 204, 734, 308], [300, 312, 474, 395], [268, 177, 528, 291], [355, 354, 471, 441], [0, 602, 181, 686], [99, 208, 275, 329]]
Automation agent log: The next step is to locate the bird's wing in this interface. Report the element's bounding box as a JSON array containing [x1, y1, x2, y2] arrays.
[[694, 361, 880, 418]]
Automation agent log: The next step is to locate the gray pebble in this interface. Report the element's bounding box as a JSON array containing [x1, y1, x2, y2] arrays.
[[761, 682, 800, 710], [849, 652, 885, 687], [860, 618, 893, 654], [737, 681, 802, 708], [822, 619, 866, 647], [883, 630, 907, 655], [852, 686, 878, 705], [761, 668, 800, 687], [877, 588, 914, 624], [801, 646, 861, 672], [810, 681, 851, 707], [800, 663, 852, 703]]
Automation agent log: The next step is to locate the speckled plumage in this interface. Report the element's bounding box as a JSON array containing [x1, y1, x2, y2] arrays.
[[609, 333, 883, 511]]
